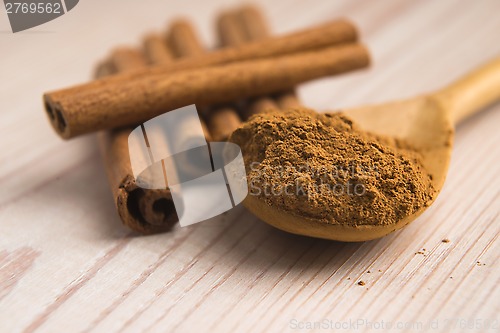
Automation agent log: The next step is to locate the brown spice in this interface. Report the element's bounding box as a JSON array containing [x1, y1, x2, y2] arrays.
[[96, 48, 178, 233], [143, 33, 174, 65], [229, 108, 435, 227], [237, 5, 271, 45], [235, 5, 300, 118], [208, 12, 246, 141], [442, 238, 450, 243], [45, 42, 369, 139], [357, 281, 366, 286], [167, 19, 206, 57], [48, 19, 358, 100], [168, 18, 244, 142], [217, 10, 248, 47]]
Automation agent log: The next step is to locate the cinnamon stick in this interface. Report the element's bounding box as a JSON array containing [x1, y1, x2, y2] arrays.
[[235, 6, 281, 118], [143, 33, 174, 65], [167, 19, 205, 57], [108, 48, 148, 72], [206, 106, 242, 141], [45, 43, 370, 138], [217, 11, 248, 47], [44, 19, 360, 138], [53, 19, 357, 91], [237, 5, 271, 45], [168, 19, 243, 142], [277, 92, 303, 109], [238, 6, 301, 115], [246, 97, 279, 117], [148, 26, 212, 142], [206, 12, 246, 141], [97, 48, 178, 233]]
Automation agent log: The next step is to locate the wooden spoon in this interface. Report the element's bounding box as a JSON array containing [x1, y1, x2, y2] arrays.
[[244, 57, 500, 241]]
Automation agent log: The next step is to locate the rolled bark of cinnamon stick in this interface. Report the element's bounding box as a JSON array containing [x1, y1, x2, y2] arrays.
[[97, 48, 179, 233], [238, 5, 271, 45], [145, 31, 212, 142], [168, 19, 243, 142], [217, 11, 248, 47], [238, 5, 301, 115], [164, 19, 214, 156], [277, 92, 303, 109], [45, 43, 370, 138], [206, 11, 246, 141], [44, 19, 359, 137], [143, 33, 174, 65], [236, 6, 282, 118], [206, 106, 242, 141], [167, 19, 206, 57], [47, 19, 357, 95]]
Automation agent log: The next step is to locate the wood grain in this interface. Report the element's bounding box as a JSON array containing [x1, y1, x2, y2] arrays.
[[0, 0, 498, 332]]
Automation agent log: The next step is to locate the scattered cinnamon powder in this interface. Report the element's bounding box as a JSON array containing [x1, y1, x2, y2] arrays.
[[229, 108, 434, 227]]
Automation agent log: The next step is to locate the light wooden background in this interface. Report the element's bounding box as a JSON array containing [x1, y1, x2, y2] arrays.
[[1, 0, 499, 332]]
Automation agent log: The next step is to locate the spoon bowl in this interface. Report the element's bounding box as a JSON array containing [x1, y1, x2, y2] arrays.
[[243, 57, 500, 241]]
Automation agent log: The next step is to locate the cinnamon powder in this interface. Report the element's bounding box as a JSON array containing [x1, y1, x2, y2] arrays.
[[229, 108, 435, 226]]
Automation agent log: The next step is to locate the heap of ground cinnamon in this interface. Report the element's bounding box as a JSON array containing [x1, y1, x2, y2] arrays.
[[229, 108, 435, 226]]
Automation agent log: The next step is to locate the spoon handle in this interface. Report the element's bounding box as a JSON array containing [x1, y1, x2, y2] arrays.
[[435, 57, 500, 125]]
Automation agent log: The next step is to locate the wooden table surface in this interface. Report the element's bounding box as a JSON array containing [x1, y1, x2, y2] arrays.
[[1, 0, 499, 332]]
